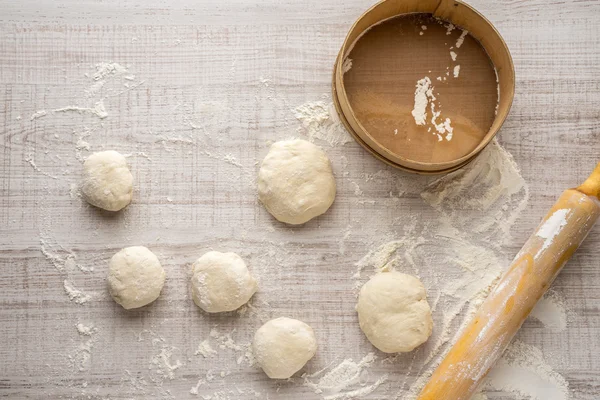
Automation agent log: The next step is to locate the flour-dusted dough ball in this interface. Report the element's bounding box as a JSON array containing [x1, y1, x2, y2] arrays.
[[191, 251, 258, 313], [357, 271, 433, 353], [253, 317, 317, 379], [258, 139, 336, 225], [82, 150, 133, 211], [107, 246, 166, 309]]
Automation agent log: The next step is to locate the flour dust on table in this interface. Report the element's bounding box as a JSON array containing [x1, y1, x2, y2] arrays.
[[348, 139, 571, 399], [3, 11, 589, 397]]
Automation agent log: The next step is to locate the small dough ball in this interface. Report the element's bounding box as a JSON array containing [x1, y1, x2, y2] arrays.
[[253, 317, 317, 379], [357, 271, 433, 353], [191, 251, 257, 313], [82, 150, 133, 211], [107, 246, 166, 309], [258, 139, 336, 225]]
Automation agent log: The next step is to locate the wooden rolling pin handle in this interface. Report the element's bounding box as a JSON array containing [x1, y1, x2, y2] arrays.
[[417, 163, 600, 400]]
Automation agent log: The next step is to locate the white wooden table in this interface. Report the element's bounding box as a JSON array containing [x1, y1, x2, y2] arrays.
[[1, 1, 599, 399]]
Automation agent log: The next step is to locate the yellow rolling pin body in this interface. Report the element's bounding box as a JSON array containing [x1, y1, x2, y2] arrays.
[[417, 163, 600, 400]]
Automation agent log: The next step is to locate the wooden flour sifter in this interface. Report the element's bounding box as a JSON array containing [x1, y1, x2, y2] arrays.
[[417, 163, 600, 399]]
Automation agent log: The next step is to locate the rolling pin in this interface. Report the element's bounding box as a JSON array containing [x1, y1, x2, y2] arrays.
[[417, 163, 600, 400]]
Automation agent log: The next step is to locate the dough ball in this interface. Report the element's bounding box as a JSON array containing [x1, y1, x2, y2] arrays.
[[253, 317, 317, 379], [107, 246, 166, 310], [258, 139, 336, 225], [191, 251, 258, 313], [357, 271, 433, 353], [82, 150, 133, 211]]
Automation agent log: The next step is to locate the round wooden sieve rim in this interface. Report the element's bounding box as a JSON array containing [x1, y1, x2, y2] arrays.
[[333, 0, 516, 173]]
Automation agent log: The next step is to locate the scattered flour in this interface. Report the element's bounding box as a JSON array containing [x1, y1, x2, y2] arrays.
[[76, 322, 97, 336], [68, 323, 98, 372], [529, 291, 568, 332], [140, 332, 184, 382], [209, 328, 254, 366], [64, 280, 93, 305], [303, 353, 387, 399], [92, 62, 128, 81], [294, 101, 352, 147], [195, 339, 218, 358], [41, 236, 96, 304], [483, 340, 570, 400], [351, 139, 567, 399], [190, 379, 206, 395], [421, 139, 530, 245]]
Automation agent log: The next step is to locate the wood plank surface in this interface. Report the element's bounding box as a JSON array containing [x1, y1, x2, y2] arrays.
[[0, 0, 599, 399]]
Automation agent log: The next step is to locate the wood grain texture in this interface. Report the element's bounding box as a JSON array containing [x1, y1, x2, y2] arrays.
[[0, 0, 599, 399]]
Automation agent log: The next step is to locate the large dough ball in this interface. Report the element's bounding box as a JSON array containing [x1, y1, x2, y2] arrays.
[[82, 150, 133, 211], [258, 139, 336, 225], [191, 251, 258, 313], [253, 317, 317, 379], [357, 271, 433, 353], [107, 246, 166, 310]]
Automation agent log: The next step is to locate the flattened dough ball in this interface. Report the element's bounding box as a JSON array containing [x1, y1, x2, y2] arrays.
[[191, 251, 258, 313], [253, 317, 317, 379], [258, 139, 336, 225], [107, 246, 166, 309], [357, 271, 433, 353], [82, 150, 133, 211]]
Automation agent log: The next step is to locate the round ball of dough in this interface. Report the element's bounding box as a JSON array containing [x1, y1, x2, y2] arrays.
[[191, 251, 258, 313], [107, 246, 166, 310], [82, 150, 133, 211], [253, 317, 317, 379], [258, 139, 336, 225], [357, 271, 433, 353]]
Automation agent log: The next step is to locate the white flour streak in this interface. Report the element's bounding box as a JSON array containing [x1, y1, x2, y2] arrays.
[[535, 209, 569, 257], [450, 51, 457, 61], [53, 100, 108, 119], [342, 57, 353, 73], [30, 110, 47, 120], [412, 77, 454, 141], [411, 77, 432, 126], [456, 30, 469, 48], [453, 65, 461, 78]]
